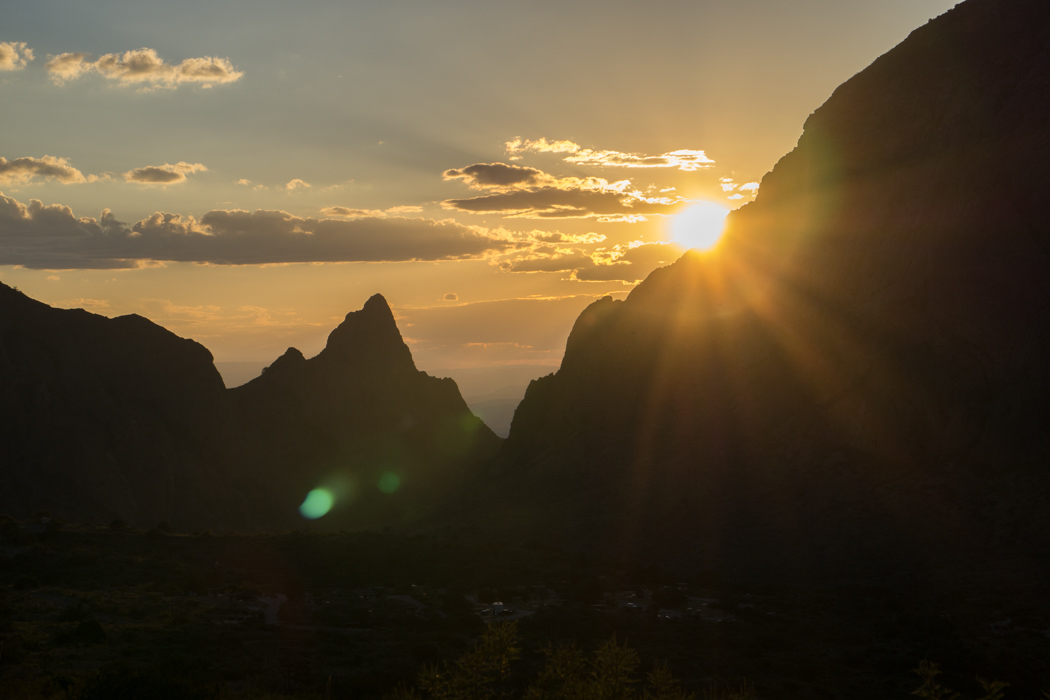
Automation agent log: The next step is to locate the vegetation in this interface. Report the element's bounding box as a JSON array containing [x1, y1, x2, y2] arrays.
[[0, 518, 1047, 698]]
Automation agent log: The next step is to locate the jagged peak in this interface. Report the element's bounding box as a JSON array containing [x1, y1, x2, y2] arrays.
[[362, 293, 393, 316], [270, 346, 306, 369], [316, 293, 416, 371]]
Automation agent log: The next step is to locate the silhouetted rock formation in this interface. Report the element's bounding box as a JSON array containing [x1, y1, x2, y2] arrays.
[[231, 294, 500, 529], [0, 282, 243, 528], [468, 0, 1050, 580], [0, 287, 498, 530]]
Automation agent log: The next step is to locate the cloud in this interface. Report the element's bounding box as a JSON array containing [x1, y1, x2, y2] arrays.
[[321, 207, 386, 218], [530, 231, 605, 244], [442, 162, 684, 219], [0, 42, 34, 71], [0, 192, 513, 269], [499, 250, 596, 273], [506, 138, 714, 171], [123, 162, 206, 185], [44, 52, 91, 82], [574, 243, 682, 282], [320, 205, 422, 218], [46, 48, 242, 88], [285, 178, 311, 190], [56, 297, 110, 310], [495, 241, 681, 282], [0, 156, 89, 185], [444, 185, 681, 219], [718, 177, 759, 200], [596, 214, 648, 223], [443, 163, 554, 190], [442, 292, 458, 302]]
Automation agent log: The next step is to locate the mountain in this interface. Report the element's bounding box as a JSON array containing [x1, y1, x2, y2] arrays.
[[0, 282, 244, 528], [0, 287, 498, 530], [458, 0, 1050, 580], [230, 294, 500, 529]]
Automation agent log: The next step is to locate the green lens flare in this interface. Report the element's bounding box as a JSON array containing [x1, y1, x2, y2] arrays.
[[299, 488, 334, 519], [377, 472, 401, 494]]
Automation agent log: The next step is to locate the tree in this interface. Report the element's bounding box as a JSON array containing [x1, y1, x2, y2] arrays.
[[589, 637, 639, 700]]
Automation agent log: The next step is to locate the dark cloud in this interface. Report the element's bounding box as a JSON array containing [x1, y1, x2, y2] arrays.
[[123, 162, 206, 184], [0, 156, 88, 185], [442, 161, 684, 219], [0, 192, 512, 269], [444, 187, 681, 219], [443, 162, 550, 189]]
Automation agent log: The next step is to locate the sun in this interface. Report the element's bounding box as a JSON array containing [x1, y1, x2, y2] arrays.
[[670, 202, 730, 251]]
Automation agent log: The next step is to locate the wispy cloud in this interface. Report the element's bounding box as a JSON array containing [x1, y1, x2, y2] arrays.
[[321, 207, 386, 218], [55, 297, 110, 310], [0, 156, 90, 185], [0, 192, 513, 269], [0, 42, 34, 71], [46, 48, 243, 88], [718, 176, 760, 201], [506, 138, 715, 171], [496, 241, 681, 282], [123, 162, 206, 185], [321, 204, 423, 218]]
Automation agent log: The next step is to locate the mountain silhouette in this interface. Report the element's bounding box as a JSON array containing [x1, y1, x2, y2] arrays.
[[455, 0, 1050, 580], [231, 293, 500, 529], [0, 287, 498, 530], [0, 282, 240, 527]]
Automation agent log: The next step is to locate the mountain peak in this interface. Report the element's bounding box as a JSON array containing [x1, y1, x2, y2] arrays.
[[362, 293, 392, 315], [316, 293, 415, 372]]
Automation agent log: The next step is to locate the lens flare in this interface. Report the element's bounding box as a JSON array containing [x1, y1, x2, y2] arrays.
[[299, 488, 334, 519], [377, 472, 401, 494]]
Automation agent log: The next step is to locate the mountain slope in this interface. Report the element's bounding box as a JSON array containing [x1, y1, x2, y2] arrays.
[[0, 282, 244, 528]]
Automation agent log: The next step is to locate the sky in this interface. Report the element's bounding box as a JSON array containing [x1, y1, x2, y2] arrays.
[[1, 0, 960, 390]]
